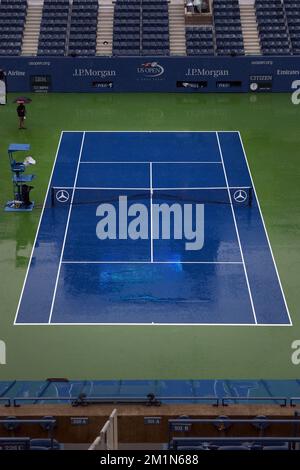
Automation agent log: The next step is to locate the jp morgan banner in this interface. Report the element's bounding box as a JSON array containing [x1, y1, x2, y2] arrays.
[[0, 56, 300, 93]]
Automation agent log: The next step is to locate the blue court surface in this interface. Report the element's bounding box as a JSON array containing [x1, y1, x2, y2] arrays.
[[15, 131, 291, 326]]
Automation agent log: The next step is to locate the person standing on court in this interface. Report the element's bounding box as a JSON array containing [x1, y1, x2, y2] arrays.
[[17, 102, 26, 129]]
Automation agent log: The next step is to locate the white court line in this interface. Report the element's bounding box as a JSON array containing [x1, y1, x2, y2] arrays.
[[47, 323, 291, 326], [61, 261, 243, 265], [14, 131, 64, 326], [62, 130, 236, 134], [237, 131, 292, 326], [216, 132, 258, 325], [15, 322, 292, 327], [48, 132, 86, 325], [80, 161, 223, 164]]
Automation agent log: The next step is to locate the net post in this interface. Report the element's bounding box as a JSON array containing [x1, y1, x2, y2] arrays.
[[248, 187, 253, 207], [51, 187, 55, 207]]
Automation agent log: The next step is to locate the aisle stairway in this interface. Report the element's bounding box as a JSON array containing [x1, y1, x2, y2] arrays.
[[168, 0, 186, 55], [21, 2, 43, 56], [239, 2, 261, 55], [96, 0, 114, 56]]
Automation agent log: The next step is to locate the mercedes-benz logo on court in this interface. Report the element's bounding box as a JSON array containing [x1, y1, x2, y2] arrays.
[[56, 189, 70, 203], [233, 189, 248, 203]]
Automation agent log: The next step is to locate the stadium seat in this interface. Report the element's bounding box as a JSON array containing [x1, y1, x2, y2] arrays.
[[186, 26, 214, 56], [255, 0, 292, 55], [113, 0, 170, 56], [30, 438, 60, 450], [37, 0, 68, 56], [213, 0, 245, 55]]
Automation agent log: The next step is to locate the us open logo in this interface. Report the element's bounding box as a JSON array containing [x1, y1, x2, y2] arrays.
[[137, 62, 165, 78]]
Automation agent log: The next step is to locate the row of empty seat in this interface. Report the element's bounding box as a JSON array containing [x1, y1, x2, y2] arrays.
[[186, 26, 214, 56], [38, 0, 69, 56], [255, 0, 291, 55], [0, 437, 61, 451], [1, 0, 300, 57], [284, 0, 300, 54], [38, 0, 98, 57], [113, 0, 170, 56], [213, 0, 245, 56], [170, 440, 292, 451], [68, 0, 98, 56], [0, 0, 27, 56]]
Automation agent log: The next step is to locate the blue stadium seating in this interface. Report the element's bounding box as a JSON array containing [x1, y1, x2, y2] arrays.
[[213, 0, 245, 56], [38, 0, 69, 57], [113, 0, 169, 56], [218, 446, 250, 450], [255, 0, 291, 55], [169, 437, 294, 451], [0, 0, 27, 56], [68, 0, 98, 56], [0, 0, 299, 58], [113, 0, 141, 56], [0, 433, 62, 451], [186, 26, 214, 56], [284, 0, 300, 54], [30, 438, 61, 450], [142, 0, 169, 55]]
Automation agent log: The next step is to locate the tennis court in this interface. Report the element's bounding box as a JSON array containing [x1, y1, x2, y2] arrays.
[[14, 131, 291, 326]]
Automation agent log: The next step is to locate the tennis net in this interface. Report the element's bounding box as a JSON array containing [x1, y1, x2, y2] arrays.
[[50, 186, 253, 208]]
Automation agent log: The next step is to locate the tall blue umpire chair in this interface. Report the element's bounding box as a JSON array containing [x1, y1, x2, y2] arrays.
[[5, 143, 35, 212]]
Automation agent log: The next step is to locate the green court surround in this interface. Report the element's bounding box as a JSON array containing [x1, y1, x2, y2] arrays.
[[0, 92, 299, 380]]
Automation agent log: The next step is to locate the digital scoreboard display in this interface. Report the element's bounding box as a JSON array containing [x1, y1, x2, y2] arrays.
[[30, 74, 52, 92]]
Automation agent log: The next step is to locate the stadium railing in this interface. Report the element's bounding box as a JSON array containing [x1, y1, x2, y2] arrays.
[[88, 409, 118, 450], [1, 394, 300, 407]]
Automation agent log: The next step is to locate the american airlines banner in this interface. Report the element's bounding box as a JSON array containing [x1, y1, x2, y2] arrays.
[[0, 56, 299, 93]]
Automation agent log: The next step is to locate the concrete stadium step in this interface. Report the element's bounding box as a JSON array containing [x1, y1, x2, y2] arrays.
[[21, 3, 43, 56], [96, 0, 114, 56], [239, 3, 261, 55], [168, 1, 186, 55]]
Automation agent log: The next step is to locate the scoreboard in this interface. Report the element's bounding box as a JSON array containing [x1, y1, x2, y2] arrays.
[[30, 74, 52, 92]]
